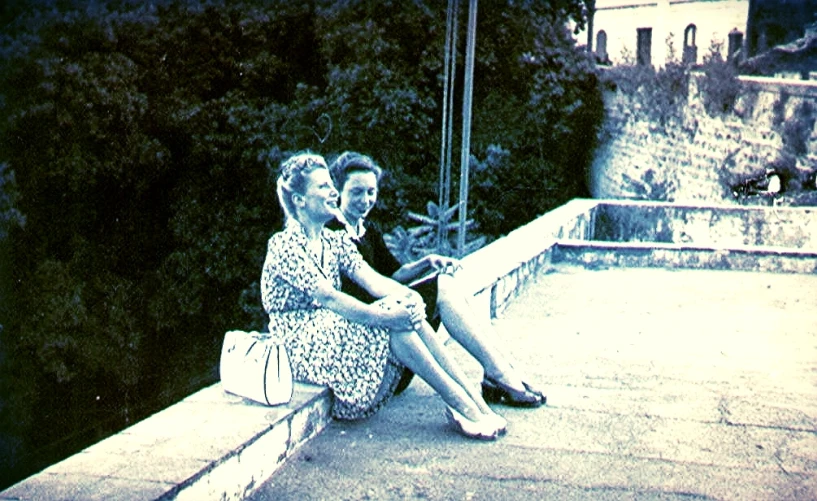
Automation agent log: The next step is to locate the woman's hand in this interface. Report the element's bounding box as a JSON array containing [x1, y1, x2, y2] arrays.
[[379, 304, 425, 331], [426, 254, 462, 276], [403, 293, 426, 331], [402, 288, 425, 310], [376, 293, 426, 331], [378, 307, 415, 330]]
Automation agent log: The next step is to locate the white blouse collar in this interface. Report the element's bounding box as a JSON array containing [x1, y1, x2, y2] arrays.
[[335, 212, 367, 240]]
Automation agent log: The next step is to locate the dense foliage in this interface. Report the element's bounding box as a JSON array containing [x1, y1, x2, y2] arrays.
[[599, 39, 745, 138], [0, 0, 601, 487]]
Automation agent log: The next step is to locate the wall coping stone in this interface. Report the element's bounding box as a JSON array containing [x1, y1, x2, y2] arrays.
[[0, 383, 330, 501], [459, 199, 598, 294], [690, 71, 817, 98]]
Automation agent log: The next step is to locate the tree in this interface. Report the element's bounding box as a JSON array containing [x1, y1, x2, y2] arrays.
[[0, 0, 602, 488], [308, 0, 599, 236], [0, 0, 323, 485], [467, 1, 603, 235]]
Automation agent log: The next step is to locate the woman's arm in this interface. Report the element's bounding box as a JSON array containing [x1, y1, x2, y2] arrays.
[[335, 228, 424, 313], [392, 254, 462, 284], [391, 257, 432, 284], [311, 278, 418, 330], [349, 260, 416, 300]]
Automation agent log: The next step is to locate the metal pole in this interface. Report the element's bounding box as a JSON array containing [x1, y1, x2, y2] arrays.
[[457, 0, 477, 258], [438, 0, 458, 251], [444, 0, 458, 223], [586, 0, 595, 54]]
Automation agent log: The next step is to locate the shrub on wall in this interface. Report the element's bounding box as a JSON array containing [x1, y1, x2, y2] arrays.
[[600, 58, 689, 132], [698, 41, 740, 117], [782, 101, 816, 156], [602, 38, 744, 127]]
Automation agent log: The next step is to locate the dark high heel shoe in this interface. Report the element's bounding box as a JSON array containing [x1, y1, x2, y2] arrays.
[[522, 382, 546, 403], [445, 407, 500, 441], [482, 375, 546, 408]]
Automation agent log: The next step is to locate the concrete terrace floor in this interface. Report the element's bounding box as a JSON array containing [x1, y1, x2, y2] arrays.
[[251, 264, 817, 501]]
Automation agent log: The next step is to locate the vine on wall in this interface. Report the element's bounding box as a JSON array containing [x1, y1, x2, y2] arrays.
[[601, 39, 739, 132], [698, 41, 741, 117], [598, 37, 817, 205]]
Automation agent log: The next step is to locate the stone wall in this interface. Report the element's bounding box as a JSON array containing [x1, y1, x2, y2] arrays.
[[462, 198, 817, 319], [590, 72, 817, 206], [460, 199, 598, 317], [591, 200, 817, 248]]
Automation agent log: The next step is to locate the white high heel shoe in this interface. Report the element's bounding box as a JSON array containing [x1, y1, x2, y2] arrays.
[[445, 406, 500, 440], [485, 412, 507, 436]]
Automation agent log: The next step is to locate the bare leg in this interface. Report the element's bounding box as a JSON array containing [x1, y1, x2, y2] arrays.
[[411, 320, 497, 416], [387, 328, 484, 422], [436, 274, 528, 391]]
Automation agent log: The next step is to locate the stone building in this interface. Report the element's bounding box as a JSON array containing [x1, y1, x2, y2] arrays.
[[577, 0, 817, 69], [576, 0, 750, 67]]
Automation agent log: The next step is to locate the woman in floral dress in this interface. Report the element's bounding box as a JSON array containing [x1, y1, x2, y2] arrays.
[[261, 152, 506, 439]]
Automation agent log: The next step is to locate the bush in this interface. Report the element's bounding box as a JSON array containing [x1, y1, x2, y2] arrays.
[[699, 41, 740, 117], [601, 57, 689, 129]]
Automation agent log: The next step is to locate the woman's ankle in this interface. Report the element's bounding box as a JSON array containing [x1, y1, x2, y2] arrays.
[[484, 368, 525, 392], [451, 400, 483, 422]]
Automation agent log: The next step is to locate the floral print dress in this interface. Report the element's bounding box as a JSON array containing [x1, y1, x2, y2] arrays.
[[261, 219, 403, 420]]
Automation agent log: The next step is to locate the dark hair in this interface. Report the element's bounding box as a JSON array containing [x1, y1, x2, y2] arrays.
[[328, 151, 383, 191], [276, 151, 329, 220]]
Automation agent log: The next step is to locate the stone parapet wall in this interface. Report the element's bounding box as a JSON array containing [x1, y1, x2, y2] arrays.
[[553, 241, 817, 274], [463, 199, 817, 318], [0, 383, 331, 501], [460, 199, 598, 317], [591, 72, 817, 205], [593, 200, 817, 248]]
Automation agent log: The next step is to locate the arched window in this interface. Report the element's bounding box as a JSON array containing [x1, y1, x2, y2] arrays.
[[683, 24, 697, 64], [596, 30, 609, 64], [684, 24, 697, 47]]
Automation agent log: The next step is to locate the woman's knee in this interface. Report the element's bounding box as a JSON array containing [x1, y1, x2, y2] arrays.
[[437, 275, 468, 311]]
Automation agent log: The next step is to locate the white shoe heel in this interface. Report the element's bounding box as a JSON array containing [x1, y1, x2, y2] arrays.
[[485, 412, 507, 436], [445, 407, 499, 441]]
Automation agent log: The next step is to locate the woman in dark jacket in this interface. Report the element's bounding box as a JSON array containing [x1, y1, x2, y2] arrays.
[[328, 151, 545, 408]]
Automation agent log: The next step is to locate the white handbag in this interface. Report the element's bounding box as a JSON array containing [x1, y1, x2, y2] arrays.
[[219, 330, 293, 406]]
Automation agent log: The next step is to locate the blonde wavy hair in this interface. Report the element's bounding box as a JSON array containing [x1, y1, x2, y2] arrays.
[[276, 151, 329, 222]]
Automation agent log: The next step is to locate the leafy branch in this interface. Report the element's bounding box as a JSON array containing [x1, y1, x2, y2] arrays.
[[383, 201, 485, 263]]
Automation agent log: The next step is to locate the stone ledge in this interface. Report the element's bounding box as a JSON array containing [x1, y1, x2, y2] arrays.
[[553, 239, 817, 274], [459, 198, 597, 295], [0, 382, 331, 501]]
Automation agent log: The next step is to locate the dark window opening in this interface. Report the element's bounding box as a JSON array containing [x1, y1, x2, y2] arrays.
[[637, 28, 652, 66], [596, 30, 609, 64], [683, 24, 698, 64]]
